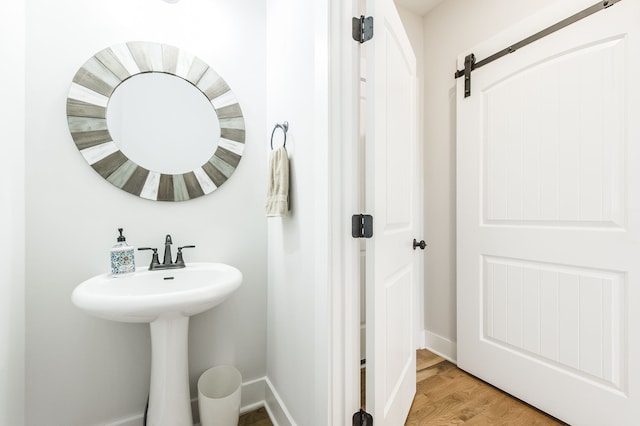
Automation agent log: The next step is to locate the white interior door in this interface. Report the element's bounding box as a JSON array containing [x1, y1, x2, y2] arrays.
[[365, 0, 418, 424], [457, 0, 640, 424]]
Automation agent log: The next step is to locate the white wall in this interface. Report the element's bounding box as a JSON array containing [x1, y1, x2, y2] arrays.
[[25, 0, 267, 424], [0, 2, 26, 425], [265, 0, 331, 424], [422, 0, 557, 358]]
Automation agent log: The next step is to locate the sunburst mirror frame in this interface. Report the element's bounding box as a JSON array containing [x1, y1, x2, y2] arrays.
[[66, 41, 245, 201]]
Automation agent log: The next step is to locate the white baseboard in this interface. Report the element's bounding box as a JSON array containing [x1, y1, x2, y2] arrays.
[[423, 330, 457, 363], [263, 376, 296, 426], [106, 376, 292, 426]]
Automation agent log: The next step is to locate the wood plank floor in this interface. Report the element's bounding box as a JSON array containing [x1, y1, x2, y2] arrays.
[[406, 349, 567, 425], [239, 406, 272, 426], [237, 349, 567, 425]]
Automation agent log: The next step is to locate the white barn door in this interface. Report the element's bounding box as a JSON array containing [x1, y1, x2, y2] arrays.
[[457, 0, 640, 424], [364, 0, 418, 424]]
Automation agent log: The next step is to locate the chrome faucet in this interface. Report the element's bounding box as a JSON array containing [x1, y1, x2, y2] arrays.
[[139, 234, 195, 271]]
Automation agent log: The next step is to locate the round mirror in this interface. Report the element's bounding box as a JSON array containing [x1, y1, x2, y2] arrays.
[[66, 41, 245, 201]]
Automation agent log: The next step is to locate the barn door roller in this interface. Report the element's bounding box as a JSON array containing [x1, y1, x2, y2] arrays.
[[455, 0, 621, 98]]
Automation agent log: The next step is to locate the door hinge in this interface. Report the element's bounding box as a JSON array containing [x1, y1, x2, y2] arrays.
[[352, 214, 373, 239], [353, 409, 373, 426], [352, 15, 373, 44]]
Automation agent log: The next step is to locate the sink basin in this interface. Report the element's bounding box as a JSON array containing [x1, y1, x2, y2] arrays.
[[71, 262, 242, 426], [72, 262, 242, 323]]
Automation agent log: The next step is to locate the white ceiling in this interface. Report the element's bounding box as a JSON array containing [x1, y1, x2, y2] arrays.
[[395, 0, 446, 16]]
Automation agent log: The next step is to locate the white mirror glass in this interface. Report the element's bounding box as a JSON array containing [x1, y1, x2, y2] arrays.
[[106, 73, 220, 175]]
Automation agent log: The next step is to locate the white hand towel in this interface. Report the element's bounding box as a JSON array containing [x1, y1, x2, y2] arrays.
[[266, 146, 289, 217]]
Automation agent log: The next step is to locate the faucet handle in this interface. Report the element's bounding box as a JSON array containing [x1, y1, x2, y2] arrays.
[[138, 247, 158, 252], [138, 247, 160, 270], [175, 245, 195, 265]]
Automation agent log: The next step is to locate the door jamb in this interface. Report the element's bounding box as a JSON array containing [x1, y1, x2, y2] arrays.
[[327, 0, 362, 424]]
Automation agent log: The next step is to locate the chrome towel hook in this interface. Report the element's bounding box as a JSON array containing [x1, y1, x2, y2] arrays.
[[271, 121, 289, 150]]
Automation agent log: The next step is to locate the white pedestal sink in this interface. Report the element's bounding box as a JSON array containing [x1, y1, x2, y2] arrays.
[[72, 262, 242, 426]]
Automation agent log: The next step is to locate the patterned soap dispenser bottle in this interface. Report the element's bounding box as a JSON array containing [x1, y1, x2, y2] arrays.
[[110, 228, 135, 275]]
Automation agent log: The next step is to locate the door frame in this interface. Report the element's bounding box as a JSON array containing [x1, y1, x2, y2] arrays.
[[325, 0, 364, 424], [325, 0, 424, 423]]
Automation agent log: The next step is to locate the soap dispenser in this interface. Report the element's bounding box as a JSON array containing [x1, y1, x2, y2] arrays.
[[110, 228, 135, 275]]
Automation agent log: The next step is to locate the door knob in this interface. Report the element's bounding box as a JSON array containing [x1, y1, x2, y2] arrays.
[[413, 239, 427, 250]]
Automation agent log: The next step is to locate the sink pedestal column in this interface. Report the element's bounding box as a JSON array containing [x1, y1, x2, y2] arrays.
[[148, 315, 192, 426]]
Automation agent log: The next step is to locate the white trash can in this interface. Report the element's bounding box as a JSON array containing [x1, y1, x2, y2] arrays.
[[198, 365, 242, 426]]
